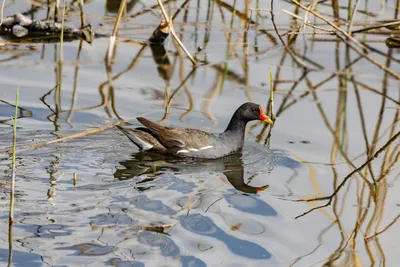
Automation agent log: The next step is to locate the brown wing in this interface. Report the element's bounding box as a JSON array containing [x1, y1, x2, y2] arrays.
[[163, 128, 214, 149], [137, 117, 185, 148], [136, 117, 214, 150], [116, 125, 167, 152]]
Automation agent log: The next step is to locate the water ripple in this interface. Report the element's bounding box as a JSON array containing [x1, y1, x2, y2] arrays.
[[180, 214, 271, 260]]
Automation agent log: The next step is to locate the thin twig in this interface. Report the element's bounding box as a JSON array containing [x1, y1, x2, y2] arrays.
[[290, 0, 400, 80], [160, 68, 197, 121], [281, 9, 303, 20], [59, 0, 66, 64], [294, 130, 400, 219], [39, 85, 57, 114], [352, 21, 400, 34], [365, 214, 400, 240], [249, 8, 271, 12], [171, 0, 190, 21], [157, 0, 196, 65], [270, 0, 312, 70], [247, 8, 271, 30], [106, 0, 126, 64], [305, 1, 319, 31], [281, 9, 335, 35], [333, 30, 400, 80], [204, 197, 223, 213], [348, 0, 360, 33], [79, 0, 85, 28], [9, 122, 123, 155], [266, 69, 274, 146], [291, 0, 365, 49]]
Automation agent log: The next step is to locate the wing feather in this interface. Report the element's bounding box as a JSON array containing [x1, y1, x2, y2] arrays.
[[137, 117, 185, 148]]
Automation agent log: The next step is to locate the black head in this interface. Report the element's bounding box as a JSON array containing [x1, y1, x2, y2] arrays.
[[235, 102, 273, 123], [225, 102, 273, 133]]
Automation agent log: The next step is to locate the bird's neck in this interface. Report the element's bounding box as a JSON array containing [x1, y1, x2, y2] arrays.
[[224, 112, 247, 134]]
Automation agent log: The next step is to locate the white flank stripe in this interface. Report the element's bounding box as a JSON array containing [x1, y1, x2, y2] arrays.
[[177, 146, 213, 154], [199, 145, 213, 150]]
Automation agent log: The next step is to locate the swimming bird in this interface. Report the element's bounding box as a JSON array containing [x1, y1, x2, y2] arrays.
[[117, 102, 273, 159]]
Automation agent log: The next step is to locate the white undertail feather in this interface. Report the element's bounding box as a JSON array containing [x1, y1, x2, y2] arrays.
[[126, 132, 153, 151]]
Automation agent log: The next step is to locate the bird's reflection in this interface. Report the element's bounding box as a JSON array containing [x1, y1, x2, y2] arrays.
[[113, 152, 268, 194], [150, 44, 172, 81]]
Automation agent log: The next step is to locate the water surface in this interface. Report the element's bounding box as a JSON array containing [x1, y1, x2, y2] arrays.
[[1, 0, 399, 266]]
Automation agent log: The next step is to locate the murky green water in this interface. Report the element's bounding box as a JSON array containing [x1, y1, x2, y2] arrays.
[[1, 0, 399, 266]]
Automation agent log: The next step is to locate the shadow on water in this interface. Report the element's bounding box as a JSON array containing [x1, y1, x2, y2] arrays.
[[179, 213, 271, 259], [0, 248, 42, 267], [137, 231, 207, 266]]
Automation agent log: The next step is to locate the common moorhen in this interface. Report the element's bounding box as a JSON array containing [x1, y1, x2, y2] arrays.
[[117, 102, 273, 159]]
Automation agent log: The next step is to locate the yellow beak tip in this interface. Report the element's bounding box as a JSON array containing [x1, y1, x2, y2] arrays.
[[264, 118, 273, 124]]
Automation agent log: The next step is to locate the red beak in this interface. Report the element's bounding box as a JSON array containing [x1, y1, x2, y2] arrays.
[[259, 106, 273, 124], [256, 185, 269, 193]]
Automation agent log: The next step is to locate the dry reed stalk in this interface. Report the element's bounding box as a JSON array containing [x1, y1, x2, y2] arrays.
[[281, 9, 335, 35], [79, 0, 85, 28], [302, 0, 318, 32], [171, 0, 190, 21], [351, 20, 400, 33], [247, 8, 271, 30], [294, 130, 400, 219], [266, 70, 275, 146], [157, 0, 197, 66], [270, 0, 312, 70], [285, 31, 334, 35], [66, 40, 83, 126], [348, 0, 360, 33], [12, 122, 123, 154], [0, 0, 6, 26], [290, 0, 363, 46], [290, 0, 400, 80], [174, 43, 194, 122], [305, 76, 373, 189], [106, 0, 126, 64], [160, 68, 196, 121], [216, 0, 257, 25], [366, 214, 400, 240], [281, 9, 303, 20], [59, 0, 66, 64]]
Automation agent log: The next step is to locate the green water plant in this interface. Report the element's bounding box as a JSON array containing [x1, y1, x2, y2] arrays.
[[8, 87, 19, 267]]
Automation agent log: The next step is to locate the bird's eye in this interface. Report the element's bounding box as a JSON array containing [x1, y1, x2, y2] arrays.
[[252, 108, 257, 113]]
